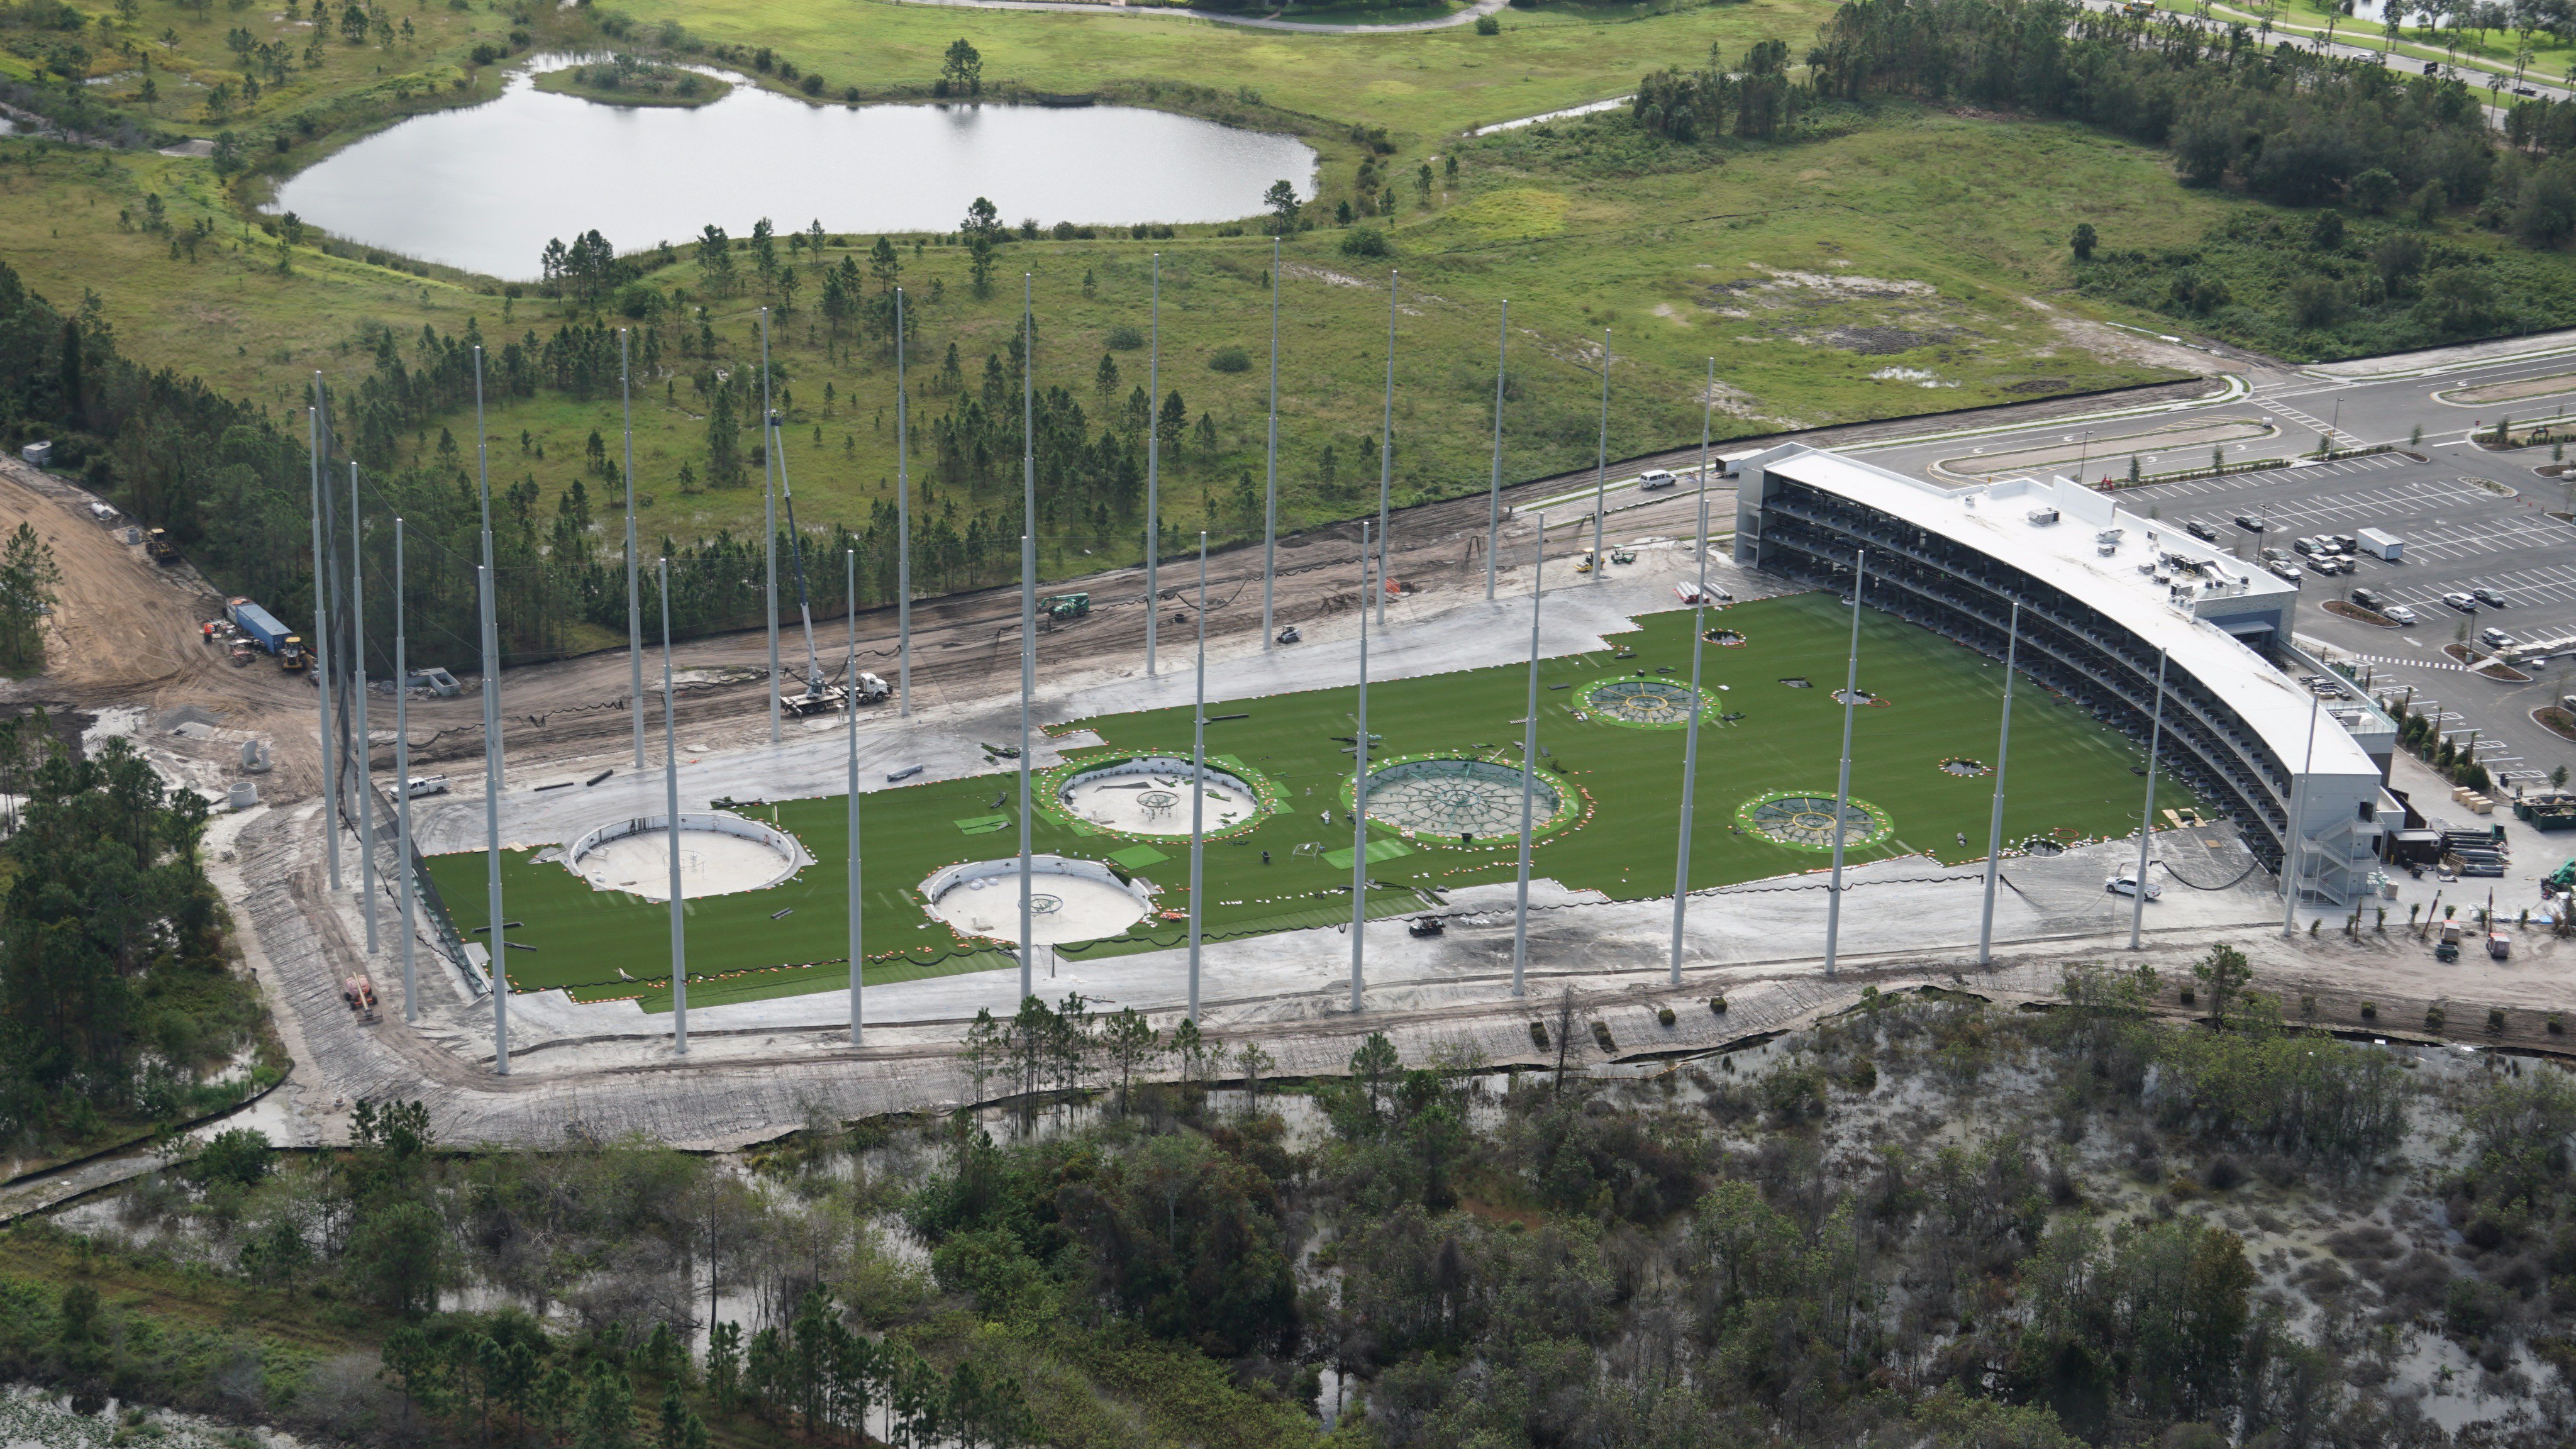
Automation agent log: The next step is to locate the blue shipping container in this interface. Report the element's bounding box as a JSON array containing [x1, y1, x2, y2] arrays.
[[231, 602, 291, 653]]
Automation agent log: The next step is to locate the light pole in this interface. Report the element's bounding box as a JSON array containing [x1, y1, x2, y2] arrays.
[[847, 549, 863, 1043], [2129, 650, 2168, 951], [1262, 238, 1281, 649], [1146, 254, 1162, 676], [760, 308, 780, 744], [1511, 513, 1545, 998], [896, 289, 913, 716], [1976, 604, 2021, 966], [1351, 521, 1373, 1011], [1486, 301, 1507, 602], [1823, 549, 1866, 979], [1188, 532, 1209, 1021], [1591, 329, 1609, 575], [1375, 271, 1396, 630], [623, 328, 643, 772], [308, 384, 338, 892], [660, 558, 686, 1054], [472, 347, 508, 1074], [393, 516, 415, 1023], [1669, 360, 1715, 987], [350, 460, 376, 957], [1018, 275, 1038, 1002]]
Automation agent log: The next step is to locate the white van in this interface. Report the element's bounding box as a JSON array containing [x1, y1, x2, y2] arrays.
[[1638, 469, 1677, 491]]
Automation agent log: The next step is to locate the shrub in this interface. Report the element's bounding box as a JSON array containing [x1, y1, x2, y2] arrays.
[[1340, 226, 1390, 258], [1474, 13, 1501, 32], [1589, 1019, 1615, 1053], [1105, 325, 1145, 350], [2488, 1008, 2507, 1034], [1528, 1020, 1548, 1049], [2427, 1005, 2447, 1031], [1209, 346, 1251, 373], [1656, 1005, 1677, 1027], [799, 73, 826, 96], [2361, 1001, 2378, 1020], [2550, 1013, 2563, 1035], [1708, 996, 1728, 1014]]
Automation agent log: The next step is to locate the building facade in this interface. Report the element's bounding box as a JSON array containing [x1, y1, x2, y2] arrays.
[[1732, 445, 2394, 908]]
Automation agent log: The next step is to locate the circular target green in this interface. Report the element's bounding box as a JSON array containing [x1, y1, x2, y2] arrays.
[[1578, 675, 1718, 728], [1736, 791, 1892, 851]]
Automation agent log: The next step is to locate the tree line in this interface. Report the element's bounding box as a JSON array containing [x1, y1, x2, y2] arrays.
[[8, 960, 2576, 1445], [1636, 1, 2515, 219], [0, 720, 260, 1152]]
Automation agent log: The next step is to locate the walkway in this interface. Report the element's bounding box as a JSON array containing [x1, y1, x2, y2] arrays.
[[875, 0, 1509, 35]]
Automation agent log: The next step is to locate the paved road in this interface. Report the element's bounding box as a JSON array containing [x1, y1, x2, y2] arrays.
[[875, 0, 1509, 36]]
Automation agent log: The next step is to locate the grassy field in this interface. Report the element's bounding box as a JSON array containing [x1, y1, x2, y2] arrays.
[[617, 0, 1834, 140], [39, 0, 2576, 594], [426, 592, 2196, 1010]]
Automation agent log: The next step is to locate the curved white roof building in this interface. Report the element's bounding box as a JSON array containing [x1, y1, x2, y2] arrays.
[[1733, 444, 2394, 906]]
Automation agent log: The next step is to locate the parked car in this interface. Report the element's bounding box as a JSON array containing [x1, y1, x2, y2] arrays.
[[2260, 547, 2291, 564], [2267, 560, 2304, 584], [2329, 533, 2358, 553], [2106, 874, 2163, 900], [2479, 627, 2516, 650], [2294, 536, 2329, 557], [1637, 469, 1677, 491], [2384, 604, 2419, 625], [2443, 591, 2480, 613], [2235, 513, 2269, 531], [2185, 520, 2220, 542], [2473, 587, 2509, 608], [2350, 587, 2386, 611], [2306, 555, 2351, 575]]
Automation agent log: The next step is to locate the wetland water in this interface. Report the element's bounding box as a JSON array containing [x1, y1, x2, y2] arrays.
[[269, 67, 1318, 278]]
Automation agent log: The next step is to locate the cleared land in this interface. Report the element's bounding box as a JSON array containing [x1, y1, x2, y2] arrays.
[[425, 591, 2198, 1010]]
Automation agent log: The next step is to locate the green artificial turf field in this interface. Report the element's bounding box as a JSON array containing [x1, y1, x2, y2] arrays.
[[425, 591, 2198, 1010]]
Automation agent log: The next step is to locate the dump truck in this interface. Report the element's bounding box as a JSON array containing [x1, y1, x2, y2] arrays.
[[144, 528, 180, 566], [225, 599, 293, 655]]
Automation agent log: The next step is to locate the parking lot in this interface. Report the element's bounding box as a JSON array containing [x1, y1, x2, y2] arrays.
[[2116, 451, 2576, 791]]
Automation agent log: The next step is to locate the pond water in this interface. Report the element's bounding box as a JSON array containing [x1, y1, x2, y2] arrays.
[[268, 65, 1318, 279]]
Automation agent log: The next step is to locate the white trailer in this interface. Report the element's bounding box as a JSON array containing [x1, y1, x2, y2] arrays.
[[2358, 527, 2403, 561]]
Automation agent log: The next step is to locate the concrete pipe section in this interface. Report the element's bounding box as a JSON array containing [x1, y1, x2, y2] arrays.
[[560, 811, 813, 901], [921, 855, 1156, 945], [1057, 754, 1262, 836]]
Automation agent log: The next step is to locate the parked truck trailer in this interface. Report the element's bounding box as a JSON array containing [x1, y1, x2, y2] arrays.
[[225, 598, 293, 654]]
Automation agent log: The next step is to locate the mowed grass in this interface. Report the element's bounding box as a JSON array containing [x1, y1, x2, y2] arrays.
[[427, 592, 2193, 1010]]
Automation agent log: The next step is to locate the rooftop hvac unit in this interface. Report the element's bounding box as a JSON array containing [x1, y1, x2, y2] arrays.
[[2028, 508, 2060, 526]]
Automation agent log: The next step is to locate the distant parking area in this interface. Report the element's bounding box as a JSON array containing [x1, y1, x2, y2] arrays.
[[2116, 451, 2576, 789]]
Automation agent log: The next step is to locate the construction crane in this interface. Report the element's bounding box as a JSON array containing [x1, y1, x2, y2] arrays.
[[771, 411, 845, 716]]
